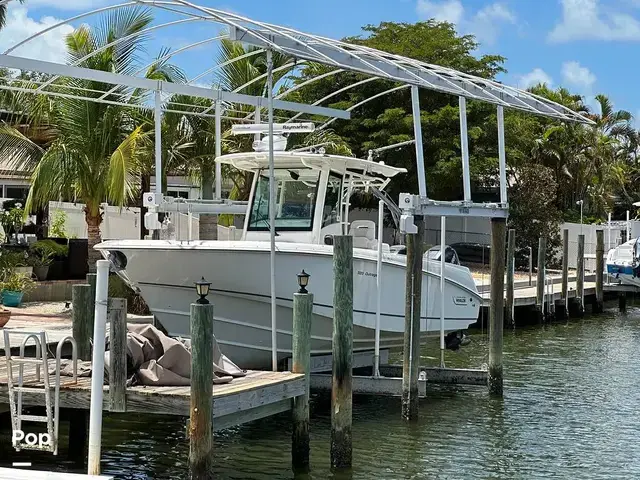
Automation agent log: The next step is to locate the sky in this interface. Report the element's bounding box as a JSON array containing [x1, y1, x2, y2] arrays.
[[1, 0, 640, 121]]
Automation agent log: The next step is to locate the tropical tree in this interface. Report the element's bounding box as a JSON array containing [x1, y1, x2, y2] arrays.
[[0, 0, 24, 31], [0, 7, 158, 270]]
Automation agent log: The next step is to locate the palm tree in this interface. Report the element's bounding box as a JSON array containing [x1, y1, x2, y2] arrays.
[[0, 7, 156, 270], [0, 0, 24, 31], [191, 40, 293, 239]]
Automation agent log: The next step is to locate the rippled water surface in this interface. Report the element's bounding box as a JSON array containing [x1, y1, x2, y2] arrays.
[[2, 305, 640, 478]]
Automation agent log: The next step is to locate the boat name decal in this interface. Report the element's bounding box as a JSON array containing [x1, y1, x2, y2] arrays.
[[357, 270, 377, 278]]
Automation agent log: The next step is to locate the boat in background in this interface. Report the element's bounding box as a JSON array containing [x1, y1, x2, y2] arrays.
[[96, 148, 481, 370], [606, 238, 640, 287]]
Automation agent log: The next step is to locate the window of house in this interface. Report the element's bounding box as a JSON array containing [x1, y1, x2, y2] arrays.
[[5, 186, 29, 200], [166, 190, 189, 199]]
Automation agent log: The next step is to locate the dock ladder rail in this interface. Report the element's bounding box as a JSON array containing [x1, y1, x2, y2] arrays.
[[3, 330, 78, 455]]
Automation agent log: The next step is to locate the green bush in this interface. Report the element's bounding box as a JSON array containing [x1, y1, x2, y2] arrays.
[[1, 271, 36, 293], [50, 210, 69, 238], [31, 240, 68, 259], [0, 250, 29, 276], [108, 274, 150, 315]]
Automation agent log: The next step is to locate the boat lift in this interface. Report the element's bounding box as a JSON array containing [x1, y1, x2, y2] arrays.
[[0, 0, 595, 375]]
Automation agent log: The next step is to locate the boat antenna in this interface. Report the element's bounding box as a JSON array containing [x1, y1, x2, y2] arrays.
[[367, 139, 417, 161]]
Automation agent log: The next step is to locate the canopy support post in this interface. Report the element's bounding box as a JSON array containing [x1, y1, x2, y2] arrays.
[[497, 105, 508, 204], [267, 49, 278, 372], [154, 90, 162, 197], [410, 86, 427, 198], [215, 101, 222, 200], [459, 96, 471, 202]]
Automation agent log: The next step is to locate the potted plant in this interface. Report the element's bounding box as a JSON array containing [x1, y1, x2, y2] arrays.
[[0, 249, 32, 278], [1, 272, 36, 307], [28, 241, 56, 280], [0, 201, 25, 244]]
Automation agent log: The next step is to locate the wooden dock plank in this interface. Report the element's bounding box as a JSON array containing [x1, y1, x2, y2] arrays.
[[0, 362, 304, 427]]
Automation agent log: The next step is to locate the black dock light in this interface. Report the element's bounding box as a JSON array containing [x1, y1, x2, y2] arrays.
[[297, 270, 310, 294], [195, 277, 211, 304]]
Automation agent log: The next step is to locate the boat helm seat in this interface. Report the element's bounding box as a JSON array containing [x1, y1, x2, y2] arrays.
[[350, 220, 376, 249]]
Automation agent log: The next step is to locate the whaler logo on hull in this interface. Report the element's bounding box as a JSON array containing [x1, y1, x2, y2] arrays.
[[453, 296, 468, 305]]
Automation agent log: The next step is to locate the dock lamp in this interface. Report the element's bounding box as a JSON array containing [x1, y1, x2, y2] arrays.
[[297, 270, 310, 294], [195, 277, 211, 304]]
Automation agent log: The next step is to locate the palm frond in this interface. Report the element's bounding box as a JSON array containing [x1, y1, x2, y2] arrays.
[[0, 123, 44, 172], [108, 126, 145, 206]]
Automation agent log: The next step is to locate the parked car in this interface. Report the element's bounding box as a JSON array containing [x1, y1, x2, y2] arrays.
[[389, 244, 461, 265], [449, 242, 532, 269]]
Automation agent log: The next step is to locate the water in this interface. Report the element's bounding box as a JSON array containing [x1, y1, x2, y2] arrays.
[[3, 306, 640, 479]]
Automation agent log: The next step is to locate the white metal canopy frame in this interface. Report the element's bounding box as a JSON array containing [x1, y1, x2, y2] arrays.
[[0, 0, 592, 379]]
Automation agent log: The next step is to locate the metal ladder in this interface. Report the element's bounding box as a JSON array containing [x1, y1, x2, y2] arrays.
[[3, 330, 77, 455]]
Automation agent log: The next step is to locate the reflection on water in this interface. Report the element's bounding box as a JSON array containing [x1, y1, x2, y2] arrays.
[[2, 305, 640, 479]]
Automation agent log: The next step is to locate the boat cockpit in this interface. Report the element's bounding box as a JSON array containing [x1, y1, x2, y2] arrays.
[[216, 150, 407, 251]]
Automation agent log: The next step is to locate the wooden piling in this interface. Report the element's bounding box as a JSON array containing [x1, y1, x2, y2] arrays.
[[576, 234, 585, 317], [619, 292, 627, 312], [68, 411, 88, 464], [108, 298, 127, 413], [559, 229, 569, 319], [506, 229, 515, 327], [488, 217, 506, 396], [331, 235, 353, 469], [402, 217, 424, 421], [535, 237, 546, 322], [594, 230, 604, 313], [189, 302, 214, 480], [72, 284, 93, 360], [291, 286, 313, 472], [87, 272, 97, 329]]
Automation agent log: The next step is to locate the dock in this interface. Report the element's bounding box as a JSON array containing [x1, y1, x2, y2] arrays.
[[0, 363, 304, 432], [480, 279, 638, 307]]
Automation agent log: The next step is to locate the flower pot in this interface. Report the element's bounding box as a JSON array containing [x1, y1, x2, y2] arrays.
[[2, 290, 24, 307], [33, 265, 49, 281], [0, 309, 10, 327], [14, 266, 33, 277]]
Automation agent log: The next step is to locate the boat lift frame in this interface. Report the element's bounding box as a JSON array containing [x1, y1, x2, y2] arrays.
[[0, 0, 594, 373]]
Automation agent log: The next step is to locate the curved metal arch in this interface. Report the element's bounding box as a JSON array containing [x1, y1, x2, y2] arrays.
[[188, 47, 264, 87], [0, 0, 592, 124], [319, 84, 410, 131], [167, 0, 342, 68], [243, 17, 487, 98], [3, 2, 139, 55], [35, 17, 204, 93], [240, 68, 346, 122], [286, 77, 379, 124], [143, 0, 281, 56], [232, 60, 299, 94], [96, 34, 225, 101], [275, 68, 344, 101]]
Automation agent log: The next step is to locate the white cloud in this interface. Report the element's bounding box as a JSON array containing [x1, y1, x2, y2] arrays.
[[0, 7, 73, 64], [561, 61, 596, 90], [549, 0, 640, 42], [416, 0, 464, 25], [416, 1, 516, 45], [472, 3, 517, 44], [517, 68, 553, 89]]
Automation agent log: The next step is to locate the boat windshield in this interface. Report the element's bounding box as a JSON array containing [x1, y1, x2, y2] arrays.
[[248, 168, 320, 231]]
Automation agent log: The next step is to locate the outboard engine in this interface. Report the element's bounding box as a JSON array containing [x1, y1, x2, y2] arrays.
[[445, 330, 471, 351]]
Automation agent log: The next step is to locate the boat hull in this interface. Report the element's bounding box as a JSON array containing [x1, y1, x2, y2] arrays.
[[96, 240, 481, 370]]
